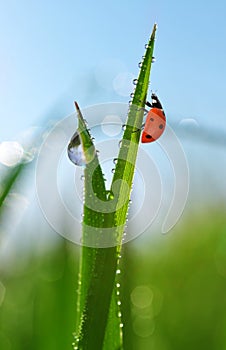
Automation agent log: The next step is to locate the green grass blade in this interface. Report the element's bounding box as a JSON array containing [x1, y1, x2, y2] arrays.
[[110, 23, 157, 233], [72, 103, 118, 349], [103, 289, 123, 349], [73, 24, 157, 350]]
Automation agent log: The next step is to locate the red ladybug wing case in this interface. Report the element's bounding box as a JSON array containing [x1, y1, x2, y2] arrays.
[[141, 108, 166, 143]]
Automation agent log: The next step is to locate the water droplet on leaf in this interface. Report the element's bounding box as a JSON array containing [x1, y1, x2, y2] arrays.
[[106, 191, 114, 200], [67, 131, 86, 166]]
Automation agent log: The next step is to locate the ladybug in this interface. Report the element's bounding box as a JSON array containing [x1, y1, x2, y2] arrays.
[[141, 93, 166, 143]]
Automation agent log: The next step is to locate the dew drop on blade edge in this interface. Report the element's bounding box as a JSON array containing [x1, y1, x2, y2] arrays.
[[67, 131, 86, 166]]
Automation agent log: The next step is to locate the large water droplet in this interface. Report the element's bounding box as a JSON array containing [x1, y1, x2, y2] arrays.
[[67, 131, 86, 166]]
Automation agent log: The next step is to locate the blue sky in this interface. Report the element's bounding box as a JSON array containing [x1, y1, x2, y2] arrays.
[[0, 0, 226, 140]]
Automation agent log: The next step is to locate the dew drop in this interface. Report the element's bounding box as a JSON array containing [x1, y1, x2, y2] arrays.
[[116, 269, 121, 274], [122, 124, 127, 131], [130, 92, 135, 98], [117, 290, 120, 296], [116, 283, 120, 288], [67, 131, 86, 166], [80, 174, 85, 180], [118, 140, 122, 148], [113, 158, 118, 164], [106, 191, 114, 200], [120, 323, 124, 328], [145, 44, 150, 49], [133, 79, 138, 85], [152, 56, 156, 63], [118, 311, 122, 317], [138, 62, 143, 68], [111, 168, 115, 174], [142, 55, 145, 59], [117, 301, 122, 306]]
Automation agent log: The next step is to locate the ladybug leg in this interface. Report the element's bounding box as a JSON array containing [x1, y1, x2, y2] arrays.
[[145, 100, 153, 108], [138, 107, 149, 115], [137, 98, 153, 111], [132, 123, 145, 133]]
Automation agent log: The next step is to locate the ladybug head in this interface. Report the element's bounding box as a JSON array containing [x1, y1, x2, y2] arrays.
[[151, 93, 163, 109]]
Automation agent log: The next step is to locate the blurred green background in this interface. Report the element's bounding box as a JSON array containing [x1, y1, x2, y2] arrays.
[[1, 187, 226, 350]]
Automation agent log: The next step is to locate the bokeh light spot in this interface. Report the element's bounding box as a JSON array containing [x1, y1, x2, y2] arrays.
[[131, 285, 153, 308], [101, 115, 122, 137], [113, 72, 135, 97], [179, 118, 199, 131], [133, 315, 155, 338], [0, 141, 24, 167]]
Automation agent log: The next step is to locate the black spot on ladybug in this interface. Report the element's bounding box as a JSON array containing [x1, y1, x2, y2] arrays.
[[146, 134, 152, 139], [159, 124, 164, 129], [150, 117, 154, 121]]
